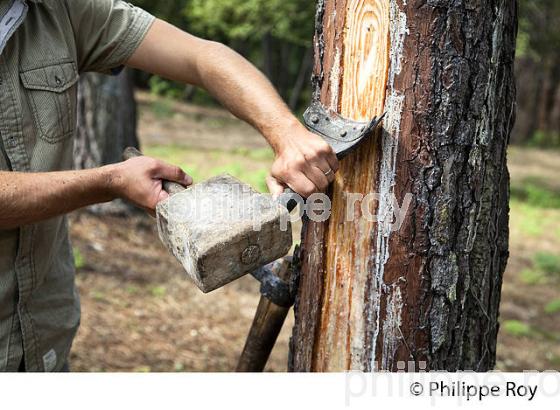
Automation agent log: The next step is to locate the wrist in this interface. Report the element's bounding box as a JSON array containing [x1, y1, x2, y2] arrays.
[[98, 163, 123, 200], [262, 116, 306, 155]]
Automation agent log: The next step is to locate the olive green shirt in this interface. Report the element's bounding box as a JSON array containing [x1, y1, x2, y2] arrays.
[[0, 0, 154, 371]]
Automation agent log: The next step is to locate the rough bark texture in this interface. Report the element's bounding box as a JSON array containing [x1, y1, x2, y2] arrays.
[[290, 0, 516, 372], [74, 69, 139, 213]]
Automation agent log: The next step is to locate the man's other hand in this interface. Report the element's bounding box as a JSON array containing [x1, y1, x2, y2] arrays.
[[266, 122, 339, 199], [108, 156, 193, 214]]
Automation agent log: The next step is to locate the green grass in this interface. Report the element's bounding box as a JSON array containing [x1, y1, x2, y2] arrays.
[[526, 130, 560, 149], [503, 320, 533, 338], [520, 252, 560, 285], [534, 252, 560, 277], [231, 147, 275, 161], [549, 355, 560, 367], [149, 99, 175, 119], [125, 285, 140, 295], [73, 248, 86, 270], [545, 299, 560, 314], [150, 285, 167, 298], [509, 196, 560, 238], [520, 269, 547, 285], [510, 177, 560, 209], [143, 144, 271, 192], [210, 163, 268, 192], [90, 291, 108, 303]]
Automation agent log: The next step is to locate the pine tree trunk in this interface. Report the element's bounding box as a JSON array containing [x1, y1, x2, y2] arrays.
[[74, 68, 140, 213], [290, 0, 516, 372]]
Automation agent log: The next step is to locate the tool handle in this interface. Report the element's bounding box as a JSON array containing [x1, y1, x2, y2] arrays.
[[122, 147, 187, 196], [280, 187, 299, 213]]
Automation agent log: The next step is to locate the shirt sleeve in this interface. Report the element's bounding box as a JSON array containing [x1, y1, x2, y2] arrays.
[[64, 0, 155, 74]]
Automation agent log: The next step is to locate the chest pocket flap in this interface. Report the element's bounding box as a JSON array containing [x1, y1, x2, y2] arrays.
[[20, 61, 78, 92], [20, 61, 79, 143]]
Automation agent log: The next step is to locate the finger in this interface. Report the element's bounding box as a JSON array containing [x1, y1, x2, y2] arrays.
[[308, 157, 336, 184], [153, 161, 192, 186], [325, 149, 339, 173], [302, 165, 330, 192], [266, 175, 286, 200], [286, 172, 319, 198]]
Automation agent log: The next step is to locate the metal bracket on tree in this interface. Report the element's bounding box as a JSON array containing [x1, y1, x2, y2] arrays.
[[303, 102, 386, 159]]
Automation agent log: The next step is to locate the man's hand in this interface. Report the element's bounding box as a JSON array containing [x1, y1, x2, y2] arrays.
[[108, 156, 193, 214], [0, 156, 192, 230], [265, 122, 339, 198]]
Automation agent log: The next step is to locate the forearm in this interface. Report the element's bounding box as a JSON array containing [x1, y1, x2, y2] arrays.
[[194, 44, 301, 152], [126, 20, 303, 153], [0, 168, 114, 229]]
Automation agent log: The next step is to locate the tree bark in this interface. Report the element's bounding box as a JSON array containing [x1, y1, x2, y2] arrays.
[[74, 68, 140, 213], [290, 0, 516, 372]]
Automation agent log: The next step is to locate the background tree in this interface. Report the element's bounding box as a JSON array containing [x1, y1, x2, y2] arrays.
[[74, 69, 139, 213], [513, 0, 560, 146]]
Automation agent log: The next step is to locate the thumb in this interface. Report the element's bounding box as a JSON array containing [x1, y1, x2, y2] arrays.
[[154, 161, 192, 186], [266, 175, 286, 200], [157, 189, 169, 203]]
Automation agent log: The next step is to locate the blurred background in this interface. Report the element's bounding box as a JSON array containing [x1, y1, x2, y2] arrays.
[[68, 0, 560, 371]]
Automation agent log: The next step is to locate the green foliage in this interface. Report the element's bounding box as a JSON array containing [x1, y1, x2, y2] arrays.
[[519, 0, 560, 64], [148, 76, 183, 100], [503, 320, 533, 338], [132, 0, 316, 110], [187, 0, 314, 45], [73, 248, 86, 270], [544, 299, 560, 314], [132, 0, 191, 27]]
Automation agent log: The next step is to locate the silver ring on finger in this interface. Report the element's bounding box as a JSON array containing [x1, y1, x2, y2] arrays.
[[324, 169, 334, 177]]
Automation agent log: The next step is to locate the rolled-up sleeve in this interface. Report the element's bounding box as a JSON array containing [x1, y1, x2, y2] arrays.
[[64, 0, 155, 74]]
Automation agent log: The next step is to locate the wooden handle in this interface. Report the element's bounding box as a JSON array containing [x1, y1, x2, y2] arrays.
[[122, 147, 187, 196], [236, 257, 292, 372], [281, 187, 299, 213]]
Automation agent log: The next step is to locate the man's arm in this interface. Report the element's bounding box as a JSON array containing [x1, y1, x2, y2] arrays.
[[126, 19, 339, 198], [0, 158, 192, 230]]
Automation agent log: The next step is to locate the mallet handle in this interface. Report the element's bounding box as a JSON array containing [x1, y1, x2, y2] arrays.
[[122, 147, 187, 196]]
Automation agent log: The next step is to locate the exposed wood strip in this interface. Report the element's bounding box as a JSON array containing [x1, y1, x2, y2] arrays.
[[312, 0, 391, 371]]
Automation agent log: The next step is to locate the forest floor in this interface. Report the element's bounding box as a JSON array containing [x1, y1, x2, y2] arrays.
[[68, 92, 560, 371]]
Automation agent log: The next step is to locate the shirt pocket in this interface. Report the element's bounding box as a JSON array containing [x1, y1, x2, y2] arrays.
[[20, 61, 79, 144]]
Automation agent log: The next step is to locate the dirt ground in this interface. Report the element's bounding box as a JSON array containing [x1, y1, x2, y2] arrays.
[[68, 93, 560, 371]]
